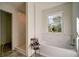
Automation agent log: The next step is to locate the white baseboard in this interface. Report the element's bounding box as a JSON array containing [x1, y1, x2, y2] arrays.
[[37, 51, 47, 57], [15, 47, 26, 56]]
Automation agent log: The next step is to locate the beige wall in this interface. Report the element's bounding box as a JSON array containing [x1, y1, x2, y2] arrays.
[[16, 12, 26, 47], [0, 3, 26, 50], [0, 2, 34, 56]]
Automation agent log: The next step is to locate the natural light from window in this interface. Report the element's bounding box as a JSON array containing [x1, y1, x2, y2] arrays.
[[77, 17, 79, 35]]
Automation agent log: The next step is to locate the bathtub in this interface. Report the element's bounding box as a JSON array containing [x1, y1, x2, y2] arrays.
[[39, 43, 77, 57], [39, 34, 77, 57]]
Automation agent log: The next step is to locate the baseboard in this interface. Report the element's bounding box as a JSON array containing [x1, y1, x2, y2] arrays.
[[15, 47, 26, 56], [36, 52, 47, 57]]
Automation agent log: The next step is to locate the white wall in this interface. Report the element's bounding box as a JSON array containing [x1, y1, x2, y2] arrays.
[[72, 2, 79, 55], [35, 3, 72, 49], [26, 2, 35, 56], [72, 3, 79, 39], [42, 3, 72, 48], [26, 2, 67, 56], [35, 2, 66, 42]]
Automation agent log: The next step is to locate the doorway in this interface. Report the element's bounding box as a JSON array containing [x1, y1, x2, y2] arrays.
[[0, 10, 12, 56]]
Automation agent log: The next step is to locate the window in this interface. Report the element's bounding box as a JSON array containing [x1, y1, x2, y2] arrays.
[[48, 12, 63, 32], [77, 17, 79, 35]]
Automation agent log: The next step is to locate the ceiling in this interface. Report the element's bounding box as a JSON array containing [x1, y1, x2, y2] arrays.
[[6, 2, 24, 7], [0, 2, 67, 13], [35, 2, 67, 10], [7, 2, 66, 11], [6, 2, 26, 13]]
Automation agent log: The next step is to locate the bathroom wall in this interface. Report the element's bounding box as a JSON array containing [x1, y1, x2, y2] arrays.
[[72, 2, 79, 54], [24, 2, 66, 56], [26, 2, 35, 56], [35, 3, 72, 48], [41, 3, 72, 48], [72, 3, 79, 40], [16, 12, 26, 47], [35, 2, 66, 43], [26, 2, 72, 56]]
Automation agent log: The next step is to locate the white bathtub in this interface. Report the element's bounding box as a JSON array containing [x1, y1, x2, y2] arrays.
[[39, 43, 77, 57], [39, 34, 77, 57]]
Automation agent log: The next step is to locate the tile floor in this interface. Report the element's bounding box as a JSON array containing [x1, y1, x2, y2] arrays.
[[3, 50, 26, 57], [1, 50, 44, 57], [31, 53, 44, 57], [8, 51, 26, 57]]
